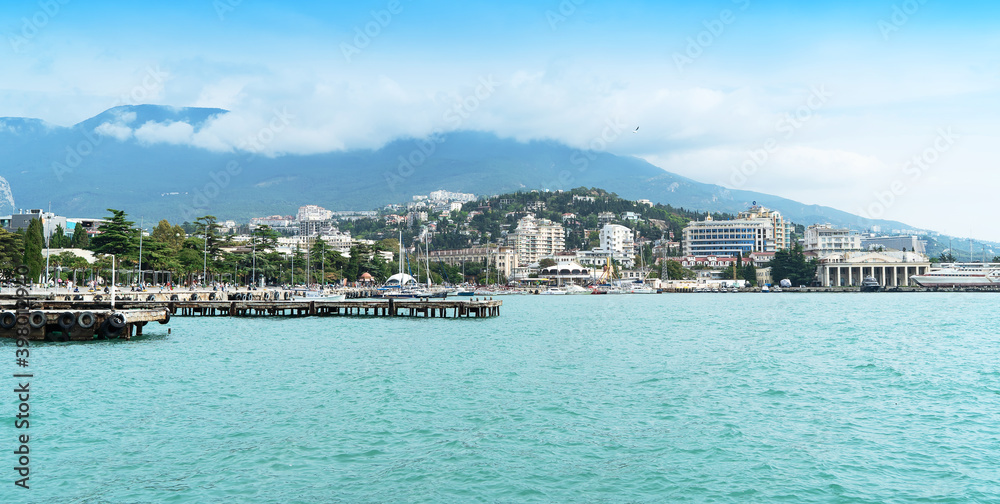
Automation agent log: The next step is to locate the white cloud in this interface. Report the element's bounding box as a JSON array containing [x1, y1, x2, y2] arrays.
[[94, 122, 134, 141], [133, 121, 195, 145]]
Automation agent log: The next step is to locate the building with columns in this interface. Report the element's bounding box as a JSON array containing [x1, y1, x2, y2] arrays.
[[817, 251, 931, 287]]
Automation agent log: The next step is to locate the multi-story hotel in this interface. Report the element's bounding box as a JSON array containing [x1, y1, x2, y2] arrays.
[[682, 215, 776, 257], [510, 215, 565, 266], [738, 205, 793, 251]]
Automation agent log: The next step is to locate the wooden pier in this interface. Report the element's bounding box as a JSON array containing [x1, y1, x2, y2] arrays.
[[30, 298, 503, 319], [0, 308, 169, 341]]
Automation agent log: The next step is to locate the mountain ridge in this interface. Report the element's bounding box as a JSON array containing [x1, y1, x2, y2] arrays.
[[0, 105, 918, 234]]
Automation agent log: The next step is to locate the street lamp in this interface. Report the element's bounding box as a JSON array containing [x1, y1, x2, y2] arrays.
[[109, 254, 116, 311]]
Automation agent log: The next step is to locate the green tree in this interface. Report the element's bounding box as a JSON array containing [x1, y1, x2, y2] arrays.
[[0, 228, 24, 277], [770, 245, 818, 286], [50, 224, 70, 248], [538, 258, 557, 269], [89, 209, 138, 258], [70, 223, 90, 248], [22, 219, 44, 281], [661, 259, 694, 280], [151, 219, 186, 251]]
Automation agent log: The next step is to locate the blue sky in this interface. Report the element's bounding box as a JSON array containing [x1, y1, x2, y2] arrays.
[[3, 0, 1000, 239]]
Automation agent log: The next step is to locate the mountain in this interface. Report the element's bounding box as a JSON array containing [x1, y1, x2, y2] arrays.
[[1, 105, 914, 232]]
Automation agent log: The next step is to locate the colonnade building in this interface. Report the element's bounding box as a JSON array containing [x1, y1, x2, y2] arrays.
[[817, 251, 931, 287]]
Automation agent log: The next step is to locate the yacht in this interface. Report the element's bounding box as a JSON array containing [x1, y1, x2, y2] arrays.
[[911, 264, 1000, 288], [860, 275, 882, 292]]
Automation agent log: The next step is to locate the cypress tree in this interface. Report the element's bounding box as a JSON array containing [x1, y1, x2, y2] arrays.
[[22, 218, 44, 281], [71, 223, 90, 248]]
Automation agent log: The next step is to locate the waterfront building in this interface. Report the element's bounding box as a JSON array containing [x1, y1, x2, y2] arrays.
[[510, 215, 564, 266], [738, 205, 793, 250], [817, 251, 931, 287], [682, 215, 776, 257], [428, 246, 516, 280], [538, 256, 593, 286]]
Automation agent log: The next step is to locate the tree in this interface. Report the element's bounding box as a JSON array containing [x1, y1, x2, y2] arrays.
[[936, 252, 956, 263], [22, 218, 44, 281], [769, 245, 818, 286], [661, 259, 694, 280], [89, 209, 138, 258], [538, 258, 557, 269], [0, 228, 24, 278], [151, 219, 185, 251], [70, 223, 90, 248], [50, 224, 70, 248]]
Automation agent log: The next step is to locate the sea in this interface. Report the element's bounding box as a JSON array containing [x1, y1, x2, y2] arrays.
[[3, 293, 1000, 503]]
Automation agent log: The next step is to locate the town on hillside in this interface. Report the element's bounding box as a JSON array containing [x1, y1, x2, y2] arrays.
[[0, 188, 987, 291]]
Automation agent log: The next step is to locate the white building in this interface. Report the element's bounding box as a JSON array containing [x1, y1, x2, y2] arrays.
[[804, 225, 861, 256], [510, 215, 565, 266]]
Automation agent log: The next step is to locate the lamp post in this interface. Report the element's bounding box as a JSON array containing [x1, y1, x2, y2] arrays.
[[110, 254, 116, 311], [203, 232, 208, 287]]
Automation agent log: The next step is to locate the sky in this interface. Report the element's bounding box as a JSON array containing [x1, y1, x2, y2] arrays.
[[2, 0, 999, 240]]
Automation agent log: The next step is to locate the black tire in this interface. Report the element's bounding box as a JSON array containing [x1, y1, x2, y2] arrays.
[[57, 311, 76, 330], [73, 295, 84, 301], [94, 295, 103, 302], [108, 313, 126, 330], [77, 311, 96, 329], [159, 310, 171, 324], [170, 294, 179, 301], [0, 312, 15, 330], [190, 294, 198, 301], [209, 292, 216, 301], [28, 311, 46, 329], [147, 294, 156, 301]]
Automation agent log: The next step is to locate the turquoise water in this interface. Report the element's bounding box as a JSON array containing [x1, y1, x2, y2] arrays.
[[4, 293, 1000, 503]]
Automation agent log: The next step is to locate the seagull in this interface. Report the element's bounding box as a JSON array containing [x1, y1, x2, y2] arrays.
[[633, 126, 639, 133]]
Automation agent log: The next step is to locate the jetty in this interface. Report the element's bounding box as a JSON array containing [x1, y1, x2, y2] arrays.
[[0, 307, 169, 341], [0, 288, 502, 341]]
